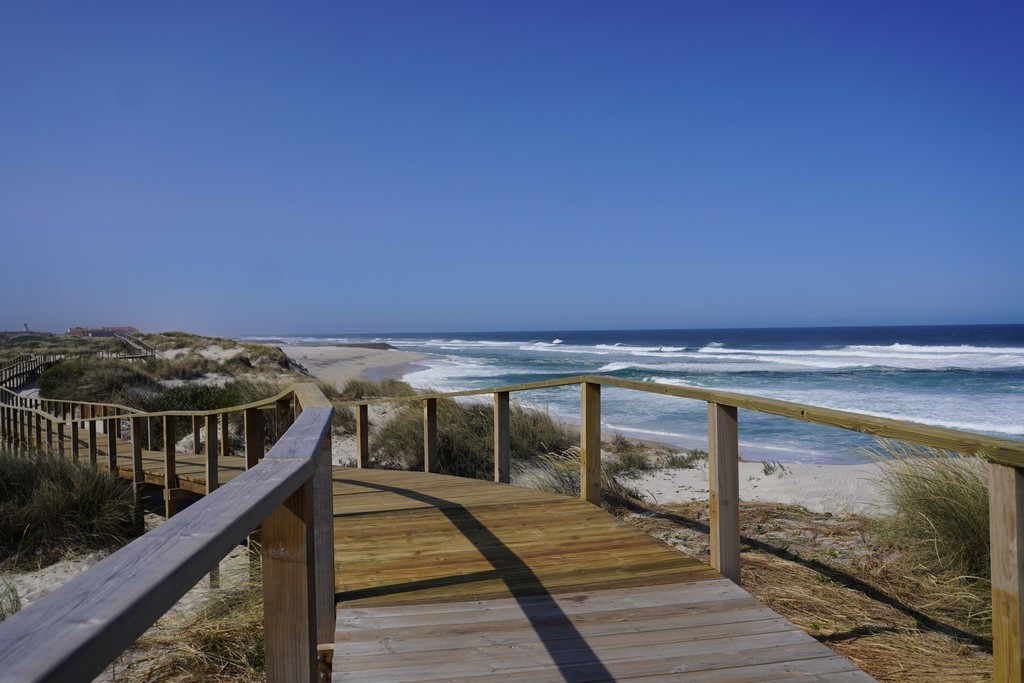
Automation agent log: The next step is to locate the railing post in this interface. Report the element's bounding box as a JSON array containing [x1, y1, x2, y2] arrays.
[[990, 462, 1024, 682], [163, 415, 178, 518], [708, 402, 741, 584], [276, 398, 294, 438], [423, 398, 438, 473], [494, 391, 510, 483], [130, 416, 146, 530], [45, 417, 54, 454], [71, 420, 79, 461], [220, 413, 230, 459], [106, 412, 118, 473], [245, 407, 264, 469], [263, 467, 318, 683], [581, 381, 601, 506], [356, 404, 369, 468], [56, 420, 65, 458], [192, 415, 203, 455], [205, 414, 219, 493], [147, 416, 157, 451], [88, 416, 98, 466]]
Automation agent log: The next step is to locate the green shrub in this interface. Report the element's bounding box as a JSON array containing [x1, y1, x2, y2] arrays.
[[869, 439, 990, 577], [339, 378, 417, 401], [0, 446, 139, 565], [664, 449, 708, 469], [606, 450, 654, 478], [370, 397, 576, 479], [37, 359, 159, 403]]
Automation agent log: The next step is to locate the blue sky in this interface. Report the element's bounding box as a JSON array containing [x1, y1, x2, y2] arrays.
[[1, 1, 1021, 335]]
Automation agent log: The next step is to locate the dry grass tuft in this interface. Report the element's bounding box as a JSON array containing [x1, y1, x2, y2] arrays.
[[130, 562, 264, 682]]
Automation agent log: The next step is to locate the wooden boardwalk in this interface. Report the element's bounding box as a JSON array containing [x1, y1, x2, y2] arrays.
[[329, 468, 874, 682], [27, 428, 874, 680]]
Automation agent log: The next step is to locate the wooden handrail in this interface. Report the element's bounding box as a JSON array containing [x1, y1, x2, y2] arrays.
[[0, 384, 335, 683], [334, 374, 1024, 468]]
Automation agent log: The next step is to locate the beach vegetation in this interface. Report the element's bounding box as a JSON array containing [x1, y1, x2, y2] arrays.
[[37, 359, 159, 404], [0, 574, 21, 622], [369, 396, 576, 479], [606, 449, 655, 478], [663, 449, 707, 469], [868, 439, 990, 577], [132, 560, 265, 681], [338, 377, 417, 400], [0, 445, 139, 568], [512, 448, 642, 511]]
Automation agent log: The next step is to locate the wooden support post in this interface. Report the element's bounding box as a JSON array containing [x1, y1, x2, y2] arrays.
[[45, 417, 54, 454], [205, 414, 219, 493], [990, 462, 1024, 682], [276, 398, 294, 440], [244, 407, 264, 469], [130, 417, 145, 526], [709, 402, 741, 584], [262, 476, 317, 683], [313, 413, 335, 646], [56, 421, 65, 458], [581, 382, 602, 506], [356, 404, 369, 468], [163, 416, 178, 518], [423, 398, 438, 473], [35, 413, 42, 449], [192, 415, 202, 456], [494, 391, 510, 483], [106, 416, 118, 473], [147, 416, 157, 451], [88, 418, 98, 466], [71, 420, 79, 461], [220, 412, 230, 459]]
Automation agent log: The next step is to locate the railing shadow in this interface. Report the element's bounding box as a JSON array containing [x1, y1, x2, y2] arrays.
[[646, 509, 992, 652], [334, 476, 616, 682]]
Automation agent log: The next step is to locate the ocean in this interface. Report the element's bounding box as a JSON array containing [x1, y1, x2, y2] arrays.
[[255, 325, 1024, 465]]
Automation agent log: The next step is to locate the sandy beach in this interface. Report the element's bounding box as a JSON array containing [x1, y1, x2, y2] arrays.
[[281, 344, 428, 387], [631, 460, 888, 516]]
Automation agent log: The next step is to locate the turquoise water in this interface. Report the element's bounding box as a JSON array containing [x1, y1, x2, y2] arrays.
[[253, 325, 1024, 464]]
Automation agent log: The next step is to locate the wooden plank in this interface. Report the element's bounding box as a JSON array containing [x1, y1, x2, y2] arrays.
[[106, 416, 117, 473], [581, 381, 601, 506], [192, 415, 202, 456], [220, 412, 230, 460], [423, 398, 438, 474], [709, 402, 740, 585], [493, 392, 510, 483], [991, 462, 1024, 683]]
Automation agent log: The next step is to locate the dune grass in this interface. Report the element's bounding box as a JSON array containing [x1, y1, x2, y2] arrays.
[[134, 562, 265, 682], [0, 445, 139, 568], [338, 377, 417, 401], [869, 439, 990, 578], [513, 448, 643, 511], [369, 396, 577, 479]]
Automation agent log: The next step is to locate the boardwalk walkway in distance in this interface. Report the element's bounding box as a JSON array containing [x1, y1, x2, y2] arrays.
[[330, 468, 875, 682]]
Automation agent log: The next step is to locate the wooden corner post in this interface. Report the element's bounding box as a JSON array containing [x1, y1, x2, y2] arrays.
[[494, 391, 510, 483], [708, 402, 741, 584], [990, 462, 1024, 683], [581, 382, 601, 506]]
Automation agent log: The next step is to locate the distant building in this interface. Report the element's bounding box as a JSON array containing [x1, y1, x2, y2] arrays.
[[67, 326, 140, 338]]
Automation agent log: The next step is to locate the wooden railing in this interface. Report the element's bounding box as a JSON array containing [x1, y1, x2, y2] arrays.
[[337, 374, 1024, 682], [0, 348, 154, 390], [0, 384, 335, 683]]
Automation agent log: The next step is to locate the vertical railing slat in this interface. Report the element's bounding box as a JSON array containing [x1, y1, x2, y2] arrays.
[[708, 402, 741, 584], [990, 462, 1024, 683], [581, 382, 601, 506], [494, 391, 510, 483], [423, 398, 438, 473], [163, 415, 177, 518], [356, 404, 369, 468]]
